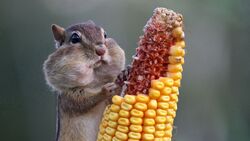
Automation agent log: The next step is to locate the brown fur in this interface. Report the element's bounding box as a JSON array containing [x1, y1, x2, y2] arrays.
[[43, 21, 125, 141]]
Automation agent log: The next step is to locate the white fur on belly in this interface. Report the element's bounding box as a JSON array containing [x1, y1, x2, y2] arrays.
[[59, 101, 107, 141]]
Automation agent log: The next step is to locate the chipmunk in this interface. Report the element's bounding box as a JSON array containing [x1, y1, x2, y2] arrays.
[[43, 20, 125, 141]]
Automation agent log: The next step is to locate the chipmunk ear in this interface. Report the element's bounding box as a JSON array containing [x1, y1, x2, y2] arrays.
[[85, 20, 95, 25], [51, 24, 65, 46]]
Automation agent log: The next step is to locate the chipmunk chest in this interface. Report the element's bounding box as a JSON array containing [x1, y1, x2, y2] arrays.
[[81, 101, 107, 137]]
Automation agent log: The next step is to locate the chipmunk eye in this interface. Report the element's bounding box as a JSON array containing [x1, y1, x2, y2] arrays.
[[104, 32, 107, 39], [70, 32, 81, 44]]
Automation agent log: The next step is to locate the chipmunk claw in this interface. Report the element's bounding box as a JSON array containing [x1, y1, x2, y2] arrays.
[[103, 82, 118, 96]]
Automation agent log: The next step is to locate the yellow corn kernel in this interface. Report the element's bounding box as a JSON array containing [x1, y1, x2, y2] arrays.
[[124, 95, 136, 105], [171, 86, 179, 93], [148, 99, 157, 109], [169, 46, 185, 56], [134, 102, 147, 111], [112, 95, 123, 105], [149, 88, 161, 99], [155, 124, 166, 130], [119, 110, 130, 118], [165, 124, 173, 130], [117, 125, 129, 133], [166, 116, 174, 125], [170, 94, 178, 102], [155, 131, 165, 137], [130, 109, 144, 118], [165, 130, 172, 138], [143, 126, 155, 134], [128, 139, 140, 141], [115, 131, 128, 141], [159, 77, 174, 87], [110, 104, 120, 112], [128, 132, 141, 140], [105, 127, 116, 136], [168, 64, 183, 72], [97, 134, 103, 141], [168, 56, 184, 64], [154, 138, 164, 141], [112, 137, 121, 141], [173, 79, 181, 87], [151, 80, 165, 90], [118, 118, 130, 126], [143, 118, 155, 126], [175, 40, 185, 48], [121, 102, 133, 111], [156, 109, 168, 116], [102, 120, 108, 127], [168, 102, 177, 110], [158, 102, 169, 110], [129, 125, 142, 132], [103, 133, 112, 141], [172, 27, 184, 39], [130, 117, 143, 125], [136, 94, 149, 103], [108, 121, 118, 128], [158, 95, 170, 102], [161, 87, 172, 95], [106, 108, 111, 114], [101, 119, 105, 126], [104, 114, 110, 121], [142, 133, 154, 141], [109, 112, 119, 121], [99, 126, 106, 134], [163, 137, 171, 141], [145, 109, 156, 118], [156, 116, 167, 123], [167, 109, 176, 118], [167, 72, 182, 80]]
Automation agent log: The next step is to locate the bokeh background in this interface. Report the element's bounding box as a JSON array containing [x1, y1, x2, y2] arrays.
[[1, 0, 250, 141]]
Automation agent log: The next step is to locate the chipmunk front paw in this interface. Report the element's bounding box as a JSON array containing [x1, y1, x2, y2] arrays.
[[103, 82, 119, 96]]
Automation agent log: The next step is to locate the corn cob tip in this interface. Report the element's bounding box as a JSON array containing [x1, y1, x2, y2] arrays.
[[126, 7, 184, 95]]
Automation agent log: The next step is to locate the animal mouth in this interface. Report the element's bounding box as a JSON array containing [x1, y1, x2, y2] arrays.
[[93, 56, 107, 68]]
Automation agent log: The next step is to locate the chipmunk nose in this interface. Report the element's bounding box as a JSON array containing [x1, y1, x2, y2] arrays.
[[95, 44, 106, 56]]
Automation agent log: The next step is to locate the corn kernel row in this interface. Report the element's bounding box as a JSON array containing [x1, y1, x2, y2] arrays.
[[97, 8, 186, 141], [164, 26, 185, 141], [97, 79, 182, 141]]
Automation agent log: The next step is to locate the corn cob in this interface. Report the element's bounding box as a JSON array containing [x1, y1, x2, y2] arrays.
[[97, 7, 185, 141]]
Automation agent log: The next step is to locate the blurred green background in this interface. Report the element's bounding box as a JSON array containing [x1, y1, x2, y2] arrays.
[[0, 0, 250, 140]]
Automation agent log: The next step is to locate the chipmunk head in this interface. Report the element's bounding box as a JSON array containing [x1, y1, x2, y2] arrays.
[[43, 20, 112, 92], [53, 20, 107, 56]]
